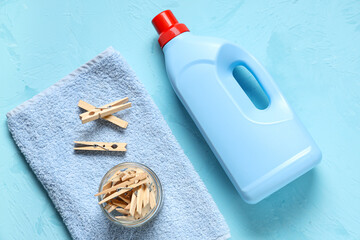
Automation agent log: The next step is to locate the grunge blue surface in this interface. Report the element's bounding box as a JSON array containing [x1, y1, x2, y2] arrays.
[[1, 1, 359, 239]]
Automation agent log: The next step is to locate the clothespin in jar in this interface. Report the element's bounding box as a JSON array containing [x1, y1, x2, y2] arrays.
[[78, 97, 131, 125], [74, 141, 127, 152]]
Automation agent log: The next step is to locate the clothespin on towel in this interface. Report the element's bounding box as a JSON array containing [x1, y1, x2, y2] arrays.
[[74, 141, 127, 152], [78, 97, 131, 127]]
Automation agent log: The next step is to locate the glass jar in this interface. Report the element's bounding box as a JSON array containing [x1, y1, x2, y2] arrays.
[[98, 162, 163, 227]]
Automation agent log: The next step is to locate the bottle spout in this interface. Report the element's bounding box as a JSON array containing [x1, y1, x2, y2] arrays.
[[152, 10, 189, 48]]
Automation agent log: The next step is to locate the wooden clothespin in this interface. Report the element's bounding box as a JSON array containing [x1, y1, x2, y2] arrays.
[[78, 100, 128, 128], [74, 141, 127, 152], [78, 97, 131, 125]]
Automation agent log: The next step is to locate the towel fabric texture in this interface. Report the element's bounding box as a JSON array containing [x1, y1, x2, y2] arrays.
[[7, 47, 230, 240]]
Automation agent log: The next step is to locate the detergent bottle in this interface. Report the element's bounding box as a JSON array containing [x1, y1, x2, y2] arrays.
[[152, 10, 321, 203]]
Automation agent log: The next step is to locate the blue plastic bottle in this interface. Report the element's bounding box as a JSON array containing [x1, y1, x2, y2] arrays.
[[152, 10, 321, 204]]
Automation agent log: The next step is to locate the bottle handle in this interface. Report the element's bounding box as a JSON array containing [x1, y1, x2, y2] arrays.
[[231, 49, 284, 107], [217, 44, 292, 122]]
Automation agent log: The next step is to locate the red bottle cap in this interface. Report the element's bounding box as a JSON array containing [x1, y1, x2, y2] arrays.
[[152, 10, 189, 48]]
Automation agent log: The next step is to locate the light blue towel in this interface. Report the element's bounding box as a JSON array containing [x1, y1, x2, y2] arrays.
[[7, 47, 230, 240]]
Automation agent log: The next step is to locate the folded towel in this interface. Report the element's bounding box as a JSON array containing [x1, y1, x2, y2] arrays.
[[7, 47, 230, 240]]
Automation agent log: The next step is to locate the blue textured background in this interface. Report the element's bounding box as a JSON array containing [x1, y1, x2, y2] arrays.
[[1, 1, 359, 239]]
